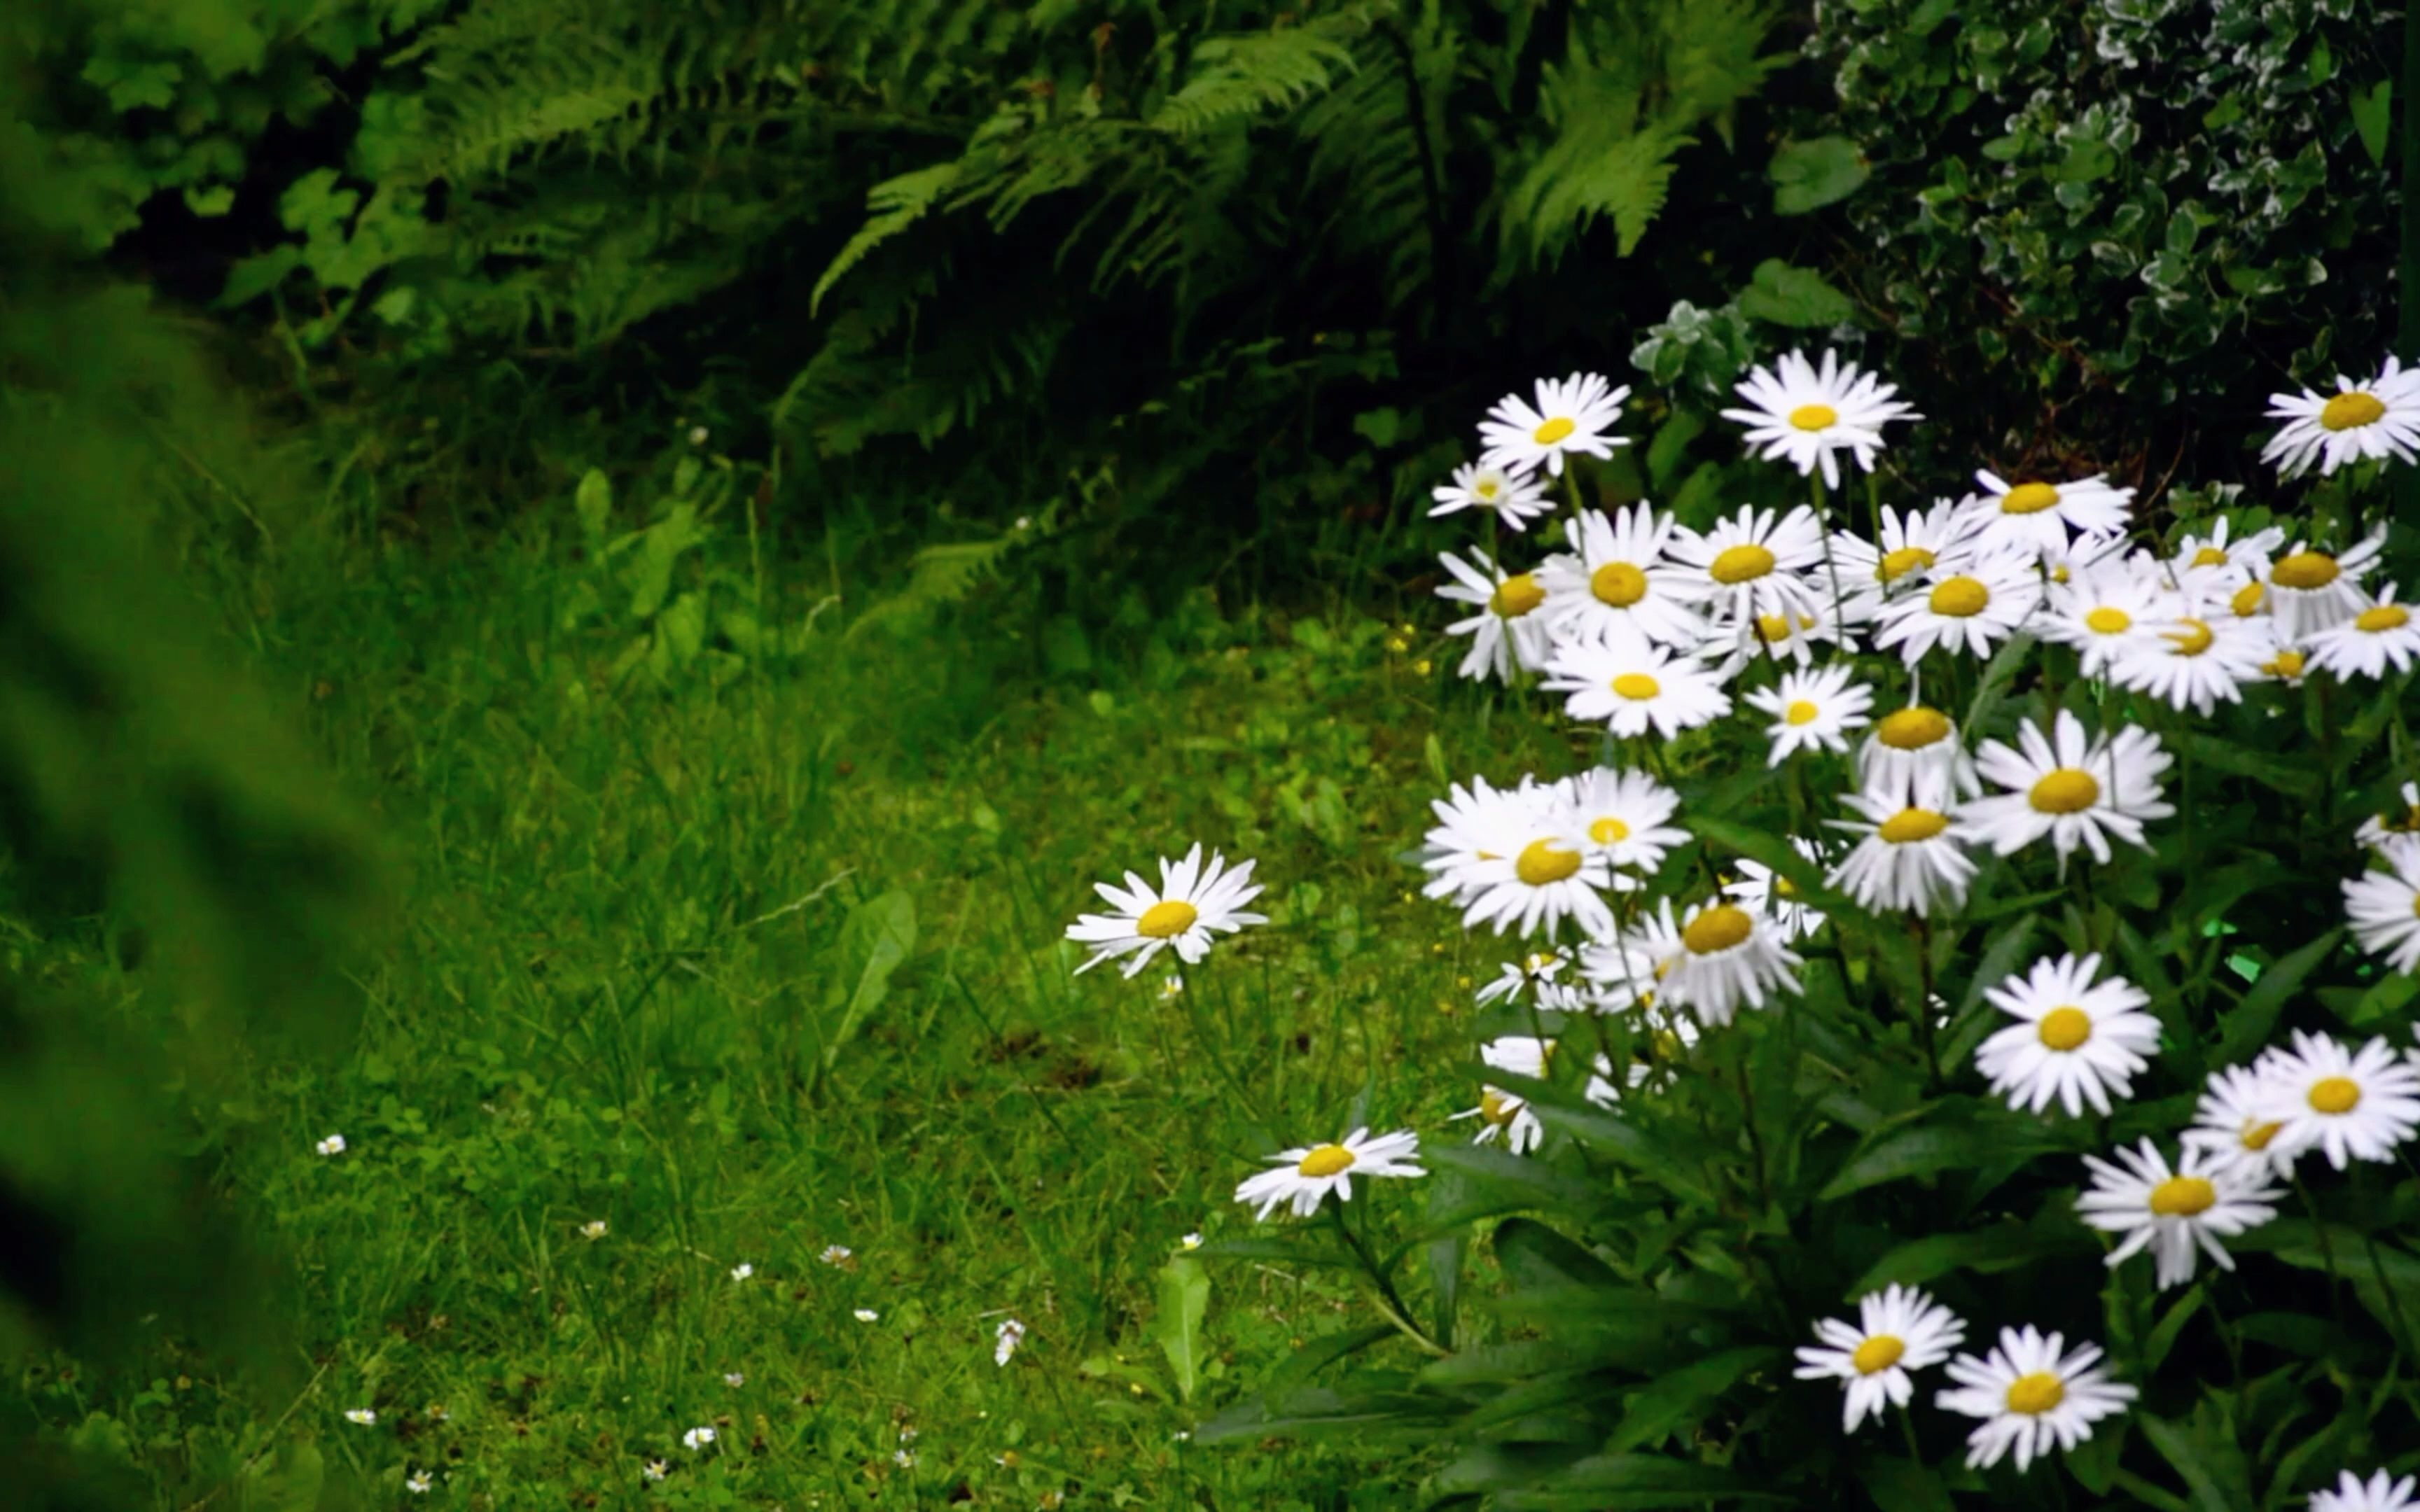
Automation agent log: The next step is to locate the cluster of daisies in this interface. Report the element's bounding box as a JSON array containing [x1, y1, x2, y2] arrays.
[[1059, 348, 2420, 1489]]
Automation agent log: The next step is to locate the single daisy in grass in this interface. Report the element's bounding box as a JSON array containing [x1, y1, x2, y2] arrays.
[[2108, 596, 2275, 717], [1478, 372, 1630, 477], [2254, 1028, 2420, 1170], [1825, 499, 1980, 620], [1435, 548, 1553, 683], [1656, 895, 1804, 1028], [2356, 781, 2420, 850], [1667, 504, 1830, 626], [2179, 1058, 2299, 1181], [2307, 583, 2420, 679], [1557, 766, 1688, 874], [1935, 1326, 2136, 1473], [1825, 766, 1979, 918], [1066, 844, 1267, 978], [1974, 951, 2160, 1118], [1475, 948, 1576, 1009], [1872, 552, 2042, 667], [1538, 503, 1704, 648], [1543, 626, 1734, 741], [1959, 469, 2136, 560], [1856, 704, 1980, 797], [2168, 515, 2284, 590], [1429, 460, 1551, 531], [2040, 559, 2171, 677], [1723, 837, 1833, 941], [2260, 528, 2390, 642], [1793, 1284, 1966, 1434], [2344, 835, 2420, 974], [1745, 662, 1874, 766], [1234, 1126, 1423, 1220], [1425, 780, 1618, 940], [2310, 1470, 2420, 1512], [1721, 349, 1922, 489], [1961, 711, 2174, 865], [2074, 1140, 2281, 1290], [2262, 355, 2420, 477]]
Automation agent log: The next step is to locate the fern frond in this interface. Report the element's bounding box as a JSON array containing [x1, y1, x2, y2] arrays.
[[812, 160, 963, 314], [1148, 13, 1373, 136]]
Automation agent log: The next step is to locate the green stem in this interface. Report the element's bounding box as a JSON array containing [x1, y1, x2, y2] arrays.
[[1325, 1201, 1446, 1356]]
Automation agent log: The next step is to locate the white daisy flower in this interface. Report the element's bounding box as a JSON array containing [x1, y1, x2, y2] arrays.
[[1657, 896, 1804, 1028], [683, 1426, 716, 1451], [1974, 951, 2160, 1118], [2253, 1030, 2420, 1171], [2310, 1469, 2420, 1512], [730, 1262, 753, 1282], [1667, 505, 1830, 626], [1792, 1284, 1966, 1433], [995, 1317, 1027, 1366], [1959, 470, 2136, 559], [2307, 583, 2420, 680], [1721, 349, 1922, 489], [723, 1371, 744, 1386], [1543, 627, 1734, 742], [2109, 600, 2276, 718], [1872, 552, 2043, 667], [2180, 1059, 2299, 1181], [315, 1133, 347, 1157], [2356, 783, 2420, 850], [819, 1244, 853, 1266], [1429, 461, 1552, 531], [2075, 1139, 2281, 1289], [1723, 838, 1832, 941], [1557, 766, 1688, 875], [1435, 549, 1555, 683], [1234, 1126, 1424, 1220], [1066, 844, 1267, 978], [1935, 1325, 2136, 1472], [2035, 529, 2134, 591], [2345, 836, 2420, 974], [2169, 516, 2284, 590], [1428, 779, 1618, 939], [1179, 1231, 1203, 1250], [580, 1219, 607, 1240], [1538, 503, 1704, 648], [854, 1308, 879, 1322], [2262, 356, 2420, 477], [2040, 560, 2171, 677], [1452, 1085, 1546, 1155], [1745, 664, 1874, 766], [1475, 949, 1576, 1008], [345, 1408, 377, 1426], [406, 1469, 433, 1494], [2260, 530, 2391, 642], [1478, 372, 1630, 477], [1574, 931, 1674, 1015], [643, 1459, 668, 1482], [1695, 600, 1851, 679], [1826, 766, 1978, 918], [1159, 974, 1185, 1001], [1961, 712, 2174, 866], [1825, 500, 1982, 622], [1857, 705, 1980, 796]]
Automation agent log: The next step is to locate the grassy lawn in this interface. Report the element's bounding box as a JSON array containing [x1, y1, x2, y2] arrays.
[[15, 508, 1578, 1509]]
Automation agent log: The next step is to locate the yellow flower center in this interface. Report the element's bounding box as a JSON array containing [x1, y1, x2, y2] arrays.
[[1756, 613, 1793, 643], [2239, 1120, 2282, 1152], [2148, 1175, 2217, 1217], [1681, 904, 1753, 955], [1475, 479, 1500, 500], [1490, 571, 1546, 618], [2231, 580, 2267, 617], [2357, 604, 2410, 634], [1136, 900, 1199, 939], [1877, 808, 1951, 844], [1788, 403, 1837, 431], [2263, 649, 2306, 678], [1851, 1336, 1905, 1376], [1589, 816, 1630, 845], [1612, 672, 1661, 701], [1785, 699, 1819, 727], [2190, 546, 2228, 568], [2036, 1006, 2092, 1051], [1297, 1143, 1356, 1177], [1875, 707, 1952, 752], [1878, 546, 1935, 583], [2164, 618, 2215, 657], [2321, 391, 2387, 432], [2273, 552, 2342, 590], [2000, 482, 2061, 515], [2004, 1372, 2066, 1415], [1478, 1090, 1520, 1127], [1928, 575, 1990, 617], [2309, 1077, 2362, 1114], [1533, 416, 1577, 445], [1709, 544, 1777, 584], [1516, 839, 1584, 887], [2085, 606, 2132, 634], [1774, 874, 1799, 897], [1592, 561, 1648, 607], [2029, 768, 2101, 814]]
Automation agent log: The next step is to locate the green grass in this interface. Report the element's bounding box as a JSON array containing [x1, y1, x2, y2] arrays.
[[13, 506, 1580, 1509]]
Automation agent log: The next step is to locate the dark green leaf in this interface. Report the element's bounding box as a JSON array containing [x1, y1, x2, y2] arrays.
[[1737, 258, 1856, 328], [2352, 80, 2393, 167], [1858, 1457, 1955, 1512], [1603, 1348, 1780, 1454], [2215, 930, 2340, 1068], [1769, 136, 1869, 215]]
